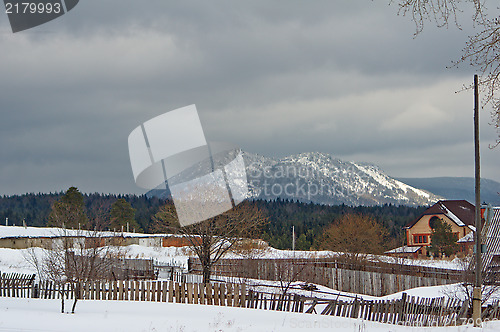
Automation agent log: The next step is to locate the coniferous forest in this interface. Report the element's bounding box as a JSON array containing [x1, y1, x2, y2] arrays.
[[0, 192, 426, 250]]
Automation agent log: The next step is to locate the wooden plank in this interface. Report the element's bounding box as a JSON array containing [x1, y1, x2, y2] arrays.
[[168, 281, 174, 303], [187, 283, 193, 304], [249, 291, 255, 309], [118, 281, 124, 301], [135, 281, 140, 301], [141, 281, 146, 301], [232, 284, 239, 308], [107, 282, 111, 301], [174, 282, 180, 303], [305, 300, 318, 314], [193, 283, 199, 304], [199, 283, 206, 305], [180, 283, 186, 303], [206, 283, 213, 306], [418, 297, 427, 326], [92, 281, 97, 300], [240, 284, 246, 308], [85, 282, 90, 300], [213, 283, 220, 306], [156, 282, 162, 302], [114, 281, 119, 301], [161, 281, 167, 302], [321, 301, 333, 315], [226, 284, 232, 307], [219, 283, 225, 306]]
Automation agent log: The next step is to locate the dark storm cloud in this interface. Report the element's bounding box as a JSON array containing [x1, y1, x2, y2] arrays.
[[0, 1, 497, 195]]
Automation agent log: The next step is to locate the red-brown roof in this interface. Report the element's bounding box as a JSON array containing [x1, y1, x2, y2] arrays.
[[405, 200, 475, 228]]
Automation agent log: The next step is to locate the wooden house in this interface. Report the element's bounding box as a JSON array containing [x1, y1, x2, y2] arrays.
[[402, 200, 475, 257]]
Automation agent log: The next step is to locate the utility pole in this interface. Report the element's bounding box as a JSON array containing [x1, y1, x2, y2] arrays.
[[472, 74, 482, 327]]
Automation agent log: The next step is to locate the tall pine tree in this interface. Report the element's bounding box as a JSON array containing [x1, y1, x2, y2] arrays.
[[47, 187, 88, 229], [110, 198, 140, 232]]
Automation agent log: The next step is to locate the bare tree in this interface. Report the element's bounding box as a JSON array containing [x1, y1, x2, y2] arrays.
[[319, 213, 390, 262], [440, 255, 500, 318], [394, 0, 500, 146], [274, 257, 308, 304], [153, 200, 267, 283], [25, 206, 121, 313]]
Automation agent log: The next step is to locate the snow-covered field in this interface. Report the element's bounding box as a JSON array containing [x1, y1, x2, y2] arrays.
[[0, 227, 497, 331], [0, 297, 499, 332]]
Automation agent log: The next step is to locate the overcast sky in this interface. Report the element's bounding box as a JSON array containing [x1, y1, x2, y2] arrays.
[[0, 0, 499, 196]]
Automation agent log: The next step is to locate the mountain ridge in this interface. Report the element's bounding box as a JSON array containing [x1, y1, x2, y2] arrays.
[[147, 151, 442, 207]]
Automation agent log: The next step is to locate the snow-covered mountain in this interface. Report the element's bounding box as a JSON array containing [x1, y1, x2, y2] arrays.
[[243, 152, 440, 206], [147, 151, 441, 206]]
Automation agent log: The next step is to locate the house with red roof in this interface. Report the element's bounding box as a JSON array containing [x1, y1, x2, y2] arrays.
[[387, 200, 476, 258]]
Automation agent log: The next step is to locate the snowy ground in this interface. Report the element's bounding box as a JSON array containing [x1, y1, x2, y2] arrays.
[[0, 224, 466, 270], [1, 244, 496, 305], [0, 245, 466, 280], [0, 297, 499, 332], [1, 243, 500, 331]]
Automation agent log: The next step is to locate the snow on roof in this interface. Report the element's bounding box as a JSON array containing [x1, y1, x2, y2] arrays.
[[0, 225, 175, 239], [439, 202, 465, 227], [457, 232, 474, 243], [385, 245, 421, 254]]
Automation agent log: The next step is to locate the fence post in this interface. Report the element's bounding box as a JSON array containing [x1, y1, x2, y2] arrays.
[[213, 283, 220, 306], [192, 283, 198, 304], [168, 281, 174, 303], [187, 283, 193, 304], [206, 283, 213, 305], [240, 284, 246, 308], [351, 299, 360, 318], [199, 283, 205, 305], [32, 282, 39, 298], [399, 292, 407, 324]]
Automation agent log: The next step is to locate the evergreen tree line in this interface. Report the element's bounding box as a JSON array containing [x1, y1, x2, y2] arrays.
[[0, 191, 166, 232], [0, 190, 427, 250], [252, 199, 426, 250]]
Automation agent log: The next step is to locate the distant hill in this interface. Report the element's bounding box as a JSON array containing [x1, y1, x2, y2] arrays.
[[395, 177, 500, 205], [148, 151, 441, 206]]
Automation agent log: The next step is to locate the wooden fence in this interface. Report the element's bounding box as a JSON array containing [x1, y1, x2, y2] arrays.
[[189, 258, 463, 296], [2, 274, 500, 326], [0, 273, 35, 298]]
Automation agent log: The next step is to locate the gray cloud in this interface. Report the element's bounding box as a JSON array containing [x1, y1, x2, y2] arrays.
[[0, 1, 498, 196]]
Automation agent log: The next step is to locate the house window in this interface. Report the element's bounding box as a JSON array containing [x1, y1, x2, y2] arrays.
[[413, 234, 429, 244]]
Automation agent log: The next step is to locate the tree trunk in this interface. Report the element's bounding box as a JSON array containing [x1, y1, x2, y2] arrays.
[[71, 282, 80, 314], [200, 235, 212, 284], [202, 265, 211, 284], [71, 297, 78, 314], [60, 296, 65, 313]]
